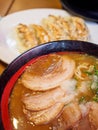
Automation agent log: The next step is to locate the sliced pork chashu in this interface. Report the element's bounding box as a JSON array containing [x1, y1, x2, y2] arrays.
[[21, 54, 75, 91], [23, 102, 64, 125], [72, 116, 95, 130], [88, 102, 98, 129], [22, 87, 65, 111], [72, 102, 98, 130], [62, 102, 82, 129]]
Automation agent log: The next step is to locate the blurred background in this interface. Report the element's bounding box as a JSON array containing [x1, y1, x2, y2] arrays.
[[0, 0, 62, 16]]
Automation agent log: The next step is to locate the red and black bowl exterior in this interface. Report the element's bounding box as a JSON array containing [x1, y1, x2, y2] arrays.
[[0, 40, 98, 130]]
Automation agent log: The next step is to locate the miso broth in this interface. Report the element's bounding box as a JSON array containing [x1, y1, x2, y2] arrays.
[[9, 52, 98, 130]]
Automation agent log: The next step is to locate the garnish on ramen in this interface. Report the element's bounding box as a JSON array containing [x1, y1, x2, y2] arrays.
[[9, 52, 98, 130]]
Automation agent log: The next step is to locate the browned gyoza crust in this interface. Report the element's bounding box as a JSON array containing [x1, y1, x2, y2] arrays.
[[15, 15, 89, 53]]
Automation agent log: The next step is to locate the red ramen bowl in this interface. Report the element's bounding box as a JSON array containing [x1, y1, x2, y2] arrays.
[[0, 40, 98, 130]]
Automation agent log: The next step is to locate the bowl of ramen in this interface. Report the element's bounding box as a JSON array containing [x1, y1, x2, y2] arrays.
[[0, 40, 98, 130]]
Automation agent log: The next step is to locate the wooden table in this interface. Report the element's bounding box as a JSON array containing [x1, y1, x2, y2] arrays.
[[0, 0, 62, 74]]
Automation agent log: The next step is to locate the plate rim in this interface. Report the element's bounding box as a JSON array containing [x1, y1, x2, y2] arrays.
[[0, 8, 70, 22]]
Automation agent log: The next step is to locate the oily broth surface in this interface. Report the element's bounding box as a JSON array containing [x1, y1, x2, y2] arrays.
[[9, 80, 51, 130], [9, 53, 98, 130]]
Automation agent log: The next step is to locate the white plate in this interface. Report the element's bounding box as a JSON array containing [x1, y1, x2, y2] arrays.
[[0, 8, 98, 64]]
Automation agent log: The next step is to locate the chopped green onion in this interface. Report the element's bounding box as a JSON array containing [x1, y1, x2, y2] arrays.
[[95, 70, 98, 76], [79, 96, 86, 104], [84, 71, 92, 75], [93, 95, 98, 102], [94, 65, 98, 76]]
